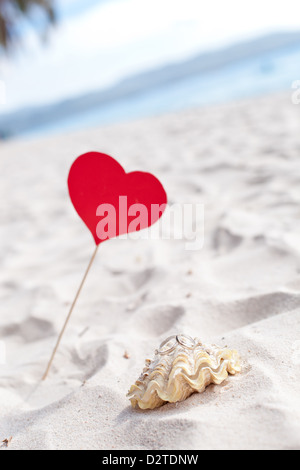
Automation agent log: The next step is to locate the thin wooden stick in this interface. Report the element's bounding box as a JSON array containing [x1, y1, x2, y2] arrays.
[[42, 245, 99, 380]]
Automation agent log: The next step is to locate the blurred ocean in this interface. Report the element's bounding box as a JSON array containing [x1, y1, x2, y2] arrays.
[[0, 32, 300, 139]]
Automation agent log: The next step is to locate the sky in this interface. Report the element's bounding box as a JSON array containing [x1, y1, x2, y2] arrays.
[[0, 0, 300, 113]]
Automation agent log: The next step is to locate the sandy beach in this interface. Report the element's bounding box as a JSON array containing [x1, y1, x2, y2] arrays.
[[0, 91, 300, 450]]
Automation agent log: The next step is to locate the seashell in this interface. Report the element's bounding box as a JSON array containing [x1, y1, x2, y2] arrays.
[[127, 334, 241, 409]]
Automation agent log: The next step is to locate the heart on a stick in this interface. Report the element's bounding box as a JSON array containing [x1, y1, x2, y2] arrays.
[[43, 151, 167, 380], [68, 152, 167, 244]]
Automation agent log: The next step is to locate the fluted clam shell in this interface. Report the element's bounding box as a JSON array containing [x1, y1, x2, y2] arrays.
[[127, 335, 241, 409]]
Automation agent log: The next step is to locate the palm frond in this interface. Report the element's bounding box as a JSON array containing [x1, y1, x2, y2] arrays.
[[0, 0, 56, 50]]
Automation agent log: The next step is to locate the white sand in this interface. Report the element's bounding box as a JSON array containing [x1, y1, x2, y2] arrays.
[[0, 92, 300, 450]]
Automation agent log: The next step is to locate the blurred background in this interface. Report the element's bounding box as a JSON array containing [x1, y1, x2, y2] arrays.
[[0, 0, 300, 140]]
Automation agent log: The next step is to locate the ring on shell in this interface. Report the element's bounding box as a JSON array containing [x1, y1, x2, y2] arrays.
[[127, 334, 241, 410]]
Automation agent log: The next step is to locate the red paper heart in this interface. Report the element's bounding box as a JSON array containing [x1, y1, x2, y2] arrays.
[[68, 152, 167, 245]]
